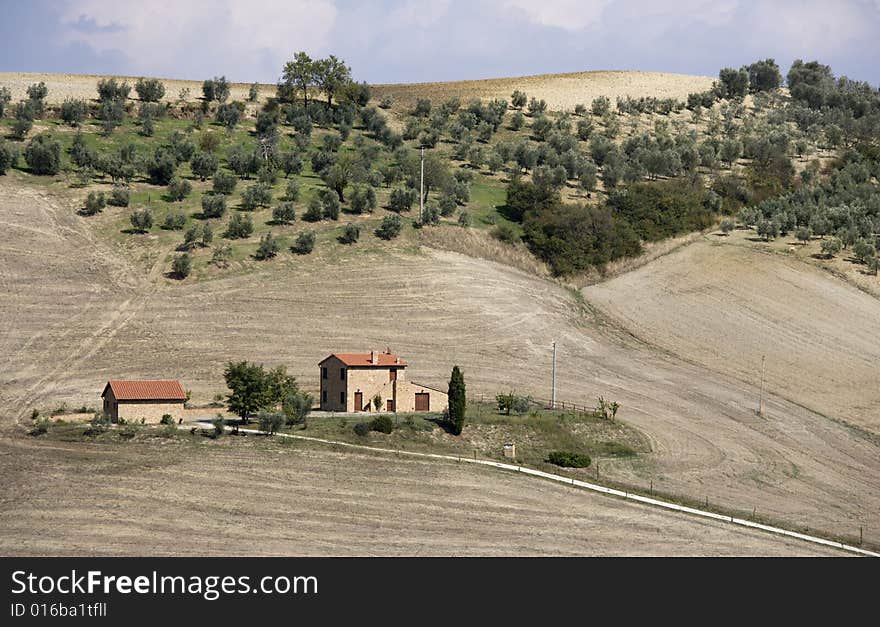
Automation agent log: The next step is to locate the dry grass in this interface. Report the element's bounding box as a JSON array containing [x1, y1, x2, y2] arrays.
[[373, 70, 714, 112]]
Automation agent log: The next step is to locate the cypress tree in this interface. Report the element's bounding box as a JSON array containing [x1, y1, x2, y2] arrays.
[[448, 365, 466, 435]]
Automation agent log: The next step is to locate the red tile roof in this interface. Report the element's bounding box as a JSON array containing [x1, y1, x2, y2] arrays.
[[320, 352, 407, 367], [103, 380, 187, 401]]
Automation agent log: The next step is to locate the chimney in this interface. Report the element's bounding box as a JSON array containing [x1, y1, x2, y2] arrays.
[[370, 350, 378, 364], [385, 346, 392, 355]]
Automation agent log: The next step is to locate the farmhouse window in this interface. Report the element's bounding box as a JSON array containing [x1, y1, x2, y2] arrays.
[[340, 368, 346, 380], [322, 367, 328, 380], [322, 390, 327, 403], [340, 391, 346, 405]]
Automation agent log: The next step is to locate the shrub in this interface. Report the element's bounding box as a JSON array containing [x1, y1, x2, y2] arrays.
[[0, 140, 19, 175], [284, 179, 300, 201], [167, 178, 192, 201], [370, 415, 394, 434], [350, 185, 377, 214], [82, 191, 106, 216], [353, 422, 370, 437], [201, 194, 226, 219], [129, 208, 153, 232], [457, 210, 471, 227], [255, 233, 280, 260], [97, 78, 130, 102], [322, 192, 340, 220], [60, 98, 88, 126], [147, 149, 177, 185], [162, 212, 187, 230], [135, 77, 165, 102], [24, 134, 62, 175], [216, 102, 242, 130], [0, 86, 10, 118], [202, 76, 230, 103], [241, 183, 272, 210], [213, 170, 238, 195], [375, 214, 403, 240], [224, 213, 254, 239], [211, 415, 226, 436], [108, 184, 130, 207], [171, 253, 192, 279], [273, 202, 296, 224], [389, 187, 418, 213], [190, 151, 219, 181], [257, 411, 284, 435], [546, 451, 591, 468], [303, 197, 323, 222], [159, 414, 175, 425], [492, 223, 518, 244], [291, 231, 316, 255], [338, 223, 360, 244], [28, 416, 51, 436], [211, 243, 232, 267]]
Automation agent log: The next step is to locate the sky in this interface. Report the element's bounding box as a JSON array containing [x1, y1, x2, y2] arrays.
[[1, 0, 879, 86]]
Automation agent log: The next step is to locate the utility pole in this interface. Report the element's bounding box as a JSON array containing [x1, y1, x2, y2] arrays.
[[551, 340, 557, 410], [758, 355, 766, 416], [419, 146, 425, 223]]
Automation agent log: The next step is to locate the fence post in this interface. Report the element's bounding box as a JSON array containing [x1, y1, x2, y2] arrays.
[[860, 526, 863, 545]]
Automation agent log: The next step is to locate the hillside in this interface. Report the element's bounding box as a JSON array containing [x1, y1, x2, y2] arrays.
[[1, 179, 878, 552], [584, 236, 880, 433]]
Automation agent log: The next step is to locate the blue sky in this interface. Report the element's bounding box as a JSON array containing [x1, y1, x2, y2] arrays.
[[2, 0, 879, 85]]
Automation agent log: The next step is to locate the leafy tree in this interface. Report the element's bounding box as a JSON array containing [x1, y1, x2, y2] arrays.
[[254, 233, 280, 260], [853, 238, 876, 265], [135, 78, 165, 102], [322, 152, 365, 202], [375, 214, 402, 240], [223, 361, 272, 422], [202, 76, 230, 103], [820, 237, 841, 258], [171, 252, 191, 279], [720, 138, 743, 167], [389, 187, 417, 213], [747, 59, 782, 93], [279, 151, 303, 177], [720, 218, 735, 235], [248, 82, 260, 102], [60, 98, 88, 126], [0, 140, 18, 175], [24, 134, 61, 175], [167, 177, 192, 202], [282, 52, 316, 108], [303, 197, 324, 222], [272, 201, 296, 224], [211, 243, 233, 267], [447, 366, 466, 435], [291, 230, 316, 254], [284, 179, 300, 201], [201, 194, 226, 219], [339, 223, 360, 244], [147, 148, 177, 185], [190, 151, 219, 180], [256, 411, 285, 435], [511, 90, 527, 110], [349, 185, 377, 214], [227, 143, 261, 178], [213, 170, 238, 194], [162, 212, 187, 230], [527, 97, 547, 116], [97, 78, 130, 102], [0, 86, 10, 118], [414, 98, 432, 117], [224, 212, 254, 239], [216, 102, 243, 130], [129, 208, 153, 233], [718, 67, 749, 99], [756, 219, 779, 241], [796, 226, 812, 245], [81, 191, 106, 216], [241, 183, 272, 210]]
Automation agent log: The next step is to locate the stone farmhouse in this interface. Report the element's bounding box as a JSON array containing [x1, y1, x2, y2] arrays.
[[319, 349, 448, 413], [101, 380, 187, 423]]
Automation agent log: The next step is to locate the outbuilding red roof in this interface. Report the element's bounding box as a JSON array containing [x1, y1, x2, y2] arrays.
[[102, 380, 187, 401], [320, 351, 407, 367]]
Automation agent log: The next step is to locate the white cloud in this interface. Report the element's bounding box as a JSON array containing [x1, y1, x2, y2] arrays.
[[61, 0, 337, 80], [502, 0, 611, 31]]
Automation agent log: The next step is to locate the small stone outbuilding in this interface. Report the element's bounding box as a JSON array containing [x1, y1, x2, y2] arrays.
[[101, 380, 187, 424]]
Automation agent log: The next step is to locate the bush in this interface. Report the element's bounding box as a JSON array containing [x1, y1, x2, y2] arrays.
[[147, 149, 177, 185], [108, 184, 130, 207], [492, 223, 518, 244], [225, 213, 254, 239], [370, 415, 394, 434], [211, 415, 226, 436], [338, 223, 360, 244], [171, 253, 192, 279], [241, 183, 272, 210], [272, 202, 296, 224], [350, 185, 377, 214], [60, 98, 88, 126], [375, 214, 403, 240], [546, 451, 591, 468], [129, 208, 153, 232], [159, 414, 175, 425], [353, 422, 370, 437], [216, 102, 242, 130], [167, 178, 192, 201], [257, 411, 284, 435], [213, 170, 238, 195], [389, 187, 417, 213], [97, 78, 130, 102], [284, 179, 300, 201], [191, 151, 219, 181], [303, 197, 323, 222], [0, 140, 19, 175], [291, 231, 316, 255], [28, 416, 51, 436], [82, 191, 106, 216], [24, 134, 62, 175], [201, 194, 226, 219], [135, 77, 166, 102], [162, 212, 187, 230], [255, 233, 280, 260]]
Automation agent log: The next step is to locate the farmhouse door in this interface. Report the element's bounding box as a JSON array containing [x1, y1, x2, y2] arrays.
[[387, 399, 395, 412], [415, 393, 429, 411], [354, 392, 362, 411]]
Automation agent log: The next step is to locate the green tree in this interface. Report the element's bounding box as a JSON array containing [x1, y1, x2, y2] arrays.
[[0, 140, 18, 175], [129, 208, 153, 233], [314, 54, 352, 108], [190, 151, 219, 181], [213, 170, 238, 195], [135, 78, 165, 102], [224, 213, 254, 239], [224, 361, 273, 422], [24, 134, 61, 175], [747, 59, 782, 93], [375, 214, 402, 240], [339, 223, 360, 244], [820, 237, 841, 258], [447, 366, 466, 435], [291, 231, 316, 254], [60, 99, 88, 126], [255, 233, 280, 260], [272, 201, 296, 224], [511, 90, 527, 110], [283, 390, 314, 427], [171, 252, 191, 279], [282, 52, 316, 108]]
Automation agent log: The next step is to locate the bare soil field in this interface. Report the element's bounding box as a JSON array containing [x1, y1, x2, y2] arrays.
[[372, 70, 714, 111], [2, 179, 879, 554], [584, 236, 880, 434], [0, 436, 842, 556]]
